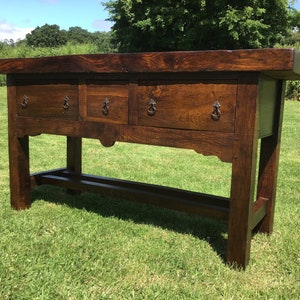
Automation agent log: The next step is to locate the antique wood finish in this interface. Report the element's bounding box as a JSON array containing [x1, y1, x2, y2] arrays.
[[32, 168, 230, 220], [1, 49, 300, 269], [66, 136, 82, 195], [255, 80, 286, 234], [7, 76, 31, 209], [137, 79, 237, 132], [15, 81, 79, 119], [86, 80, 129, 124], [0, 49, 299, 76], [227, 73, 260, 267]]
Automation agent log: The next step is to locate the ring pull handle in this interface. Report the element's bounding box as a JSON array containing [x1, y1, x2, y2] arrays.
[[21, 95, 28, 108], [63, 96, 70, 110], [102, 98, 110, 115], [147, 97, 157, 116], [211, 101, 221, 121]]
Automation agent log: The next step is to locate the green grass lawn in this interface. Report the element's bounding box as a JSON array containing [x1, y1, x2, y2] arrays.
[[0, 86, 299, 299]]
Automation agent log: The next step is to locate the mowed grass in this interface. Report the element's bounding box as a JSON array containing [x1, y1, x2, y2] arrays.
[[0, 86, 299, 299]]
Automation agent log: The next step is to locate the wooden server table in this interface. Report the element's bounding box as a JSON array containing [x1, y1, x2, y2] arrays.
[[1, 49, 300, 268]]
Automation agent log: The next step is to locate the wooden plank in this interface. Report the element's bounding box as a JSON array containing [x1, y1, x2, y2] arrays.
[[15, 82, 79, 119], [15, 118, 234, 163], [0, 49, 300, 78], [86, 80, 129, 124], [119, 126, 234, 163], [251, 197, 268, 230], [31, 169, 230, 220], [137, 79, 237, 133], [258, 75, 278, 138], [7, 75, 31, 209], [227, 73, 260, 268], [128, 81, 139, 125], [255, 80, 286, 234]]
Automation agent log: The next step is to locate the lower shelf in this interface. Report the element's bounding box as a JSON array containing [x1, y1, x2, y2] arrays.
[[31, 168, 230, 220]]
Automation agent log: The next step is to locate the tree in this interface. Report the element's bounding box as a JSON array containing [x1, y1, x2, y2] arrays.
[[26, 24, 67, 48], [284, 7, 300, 44], [68, 26, 94, 44], [289, 5, 300, 29], [104, 0, 293, 52], [92, 31, 117, 52]]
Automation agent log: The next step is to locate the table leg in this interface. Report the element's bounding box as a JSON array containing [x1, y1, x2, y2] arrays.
[[255, 80, 285, 234], [7, 78, 31, 209], [226, 74, 260, 268], [8, 135, 31, 209], [227, 137, 258, 268], [66, 136, 82, 194]]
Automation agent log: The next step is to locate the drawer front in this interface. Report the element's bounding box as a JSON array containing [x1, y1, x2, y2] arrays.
[[86, 81, 128, 124], [138, 80, 237, 132], [16, 83, 79, 119]]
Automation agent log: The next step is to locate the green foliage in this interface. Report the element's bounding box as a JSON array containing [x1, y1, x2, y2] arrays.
[[0, 74, 5, 86], [24, 23, 115, 51], [104, 0, 293, 52], [68, 26, 94, 44], [285, 80, 300, 99], [285, 31, 300, 45], [93, 31, 117, 52], [26, 24, 68, 48], [289, 6, 300, 29], [284, 8, 300, 45], [219, 6, 268, 48]]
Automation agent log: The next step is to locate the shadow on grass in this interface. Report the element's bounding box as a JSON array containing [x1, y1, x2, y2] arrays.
[[31, 184, 228, 262]]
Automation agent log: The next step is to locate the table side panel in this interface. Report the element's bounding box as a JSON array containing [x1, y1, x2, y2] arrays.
[[258, 75, 278, 138]]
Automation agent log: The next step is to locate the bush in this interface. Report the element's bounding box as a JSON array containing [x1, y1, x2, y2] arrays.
[[285, 80, 300, 100], [0, 75, 6, 87]]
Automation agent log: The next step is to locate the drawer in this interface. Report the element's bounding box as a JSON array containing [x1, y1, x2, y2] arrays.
[[16, 83, 79, 119], [86, 81, 128, 124], [138, 80, 237, 132]]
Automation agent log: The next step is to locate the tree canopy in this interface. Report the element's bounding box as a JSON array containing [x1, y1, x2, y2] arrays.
[[24, 24, 115, 52], [67, 26, 94, 44], [26, 24, 68, 48], [104, 0, 294, 52]]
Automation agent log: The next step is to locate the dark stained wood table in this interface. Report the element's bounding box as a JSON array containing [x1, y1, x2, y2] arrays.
[[1, 49, 299, 268]]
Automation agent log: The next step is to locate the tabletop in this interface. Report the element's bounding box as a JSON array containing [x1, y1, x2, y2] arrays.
[[0, 49, 300, 80]]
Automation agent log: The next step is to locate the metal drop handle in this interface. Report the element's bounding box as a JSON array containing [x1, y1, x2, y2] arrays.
[[63, 96, 70, 110], [147, 97, 157, 116], [21, 95, 28, 108], [211, 101, 221, 121], [102, 98, 110, 115]]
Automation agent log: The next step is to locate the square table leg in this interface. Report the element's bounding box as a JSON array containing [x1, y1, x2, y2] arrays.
[[255, 80, 285, 234], [67, 136, 82, 174], [66, 136, 82, 194], [226, 74, 260, 268], [7, 80, 31, 209], [8, 135, 31, 209]]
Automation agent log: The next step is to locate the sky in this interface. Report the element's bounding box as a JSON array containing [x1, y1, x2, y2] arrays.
[[0, 0, 113, 41], [1, 0, 300, 42]]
